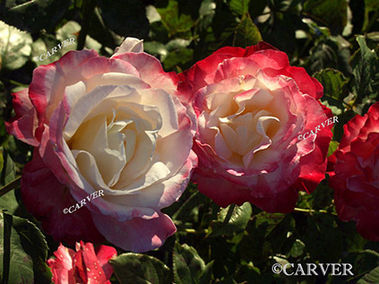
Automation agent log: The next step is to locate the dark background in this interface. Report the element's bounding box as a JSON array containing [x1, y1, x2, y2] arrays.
[[0, 0, 378, 283]]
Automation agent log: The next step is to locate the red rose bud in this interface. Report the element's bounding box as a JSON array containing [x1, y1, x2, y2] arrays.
[[47, 242, 117, 284]]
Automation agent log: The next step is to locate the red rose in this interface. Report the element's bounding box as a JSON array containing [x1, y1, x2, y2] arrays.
[[329, 102, 379, 241], [179, 42, 333, 212], [47, 242, 117, 284]]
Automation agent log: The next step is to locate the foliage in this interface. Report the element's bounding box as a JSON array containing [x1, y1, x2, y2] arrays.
[[0, 0, 378, 283]]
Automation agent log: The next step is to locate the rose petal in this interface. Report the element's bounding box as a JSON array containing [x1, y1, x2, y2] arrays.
[[5, 89, 39, 146], [93, 212, 176, 252], [112, 37, 144, 57], [22, 150, 104, 243]]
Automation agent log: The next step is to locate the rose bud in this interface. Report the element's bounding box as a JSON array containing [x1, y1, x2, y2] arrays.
[[47, 242, 116, 283]]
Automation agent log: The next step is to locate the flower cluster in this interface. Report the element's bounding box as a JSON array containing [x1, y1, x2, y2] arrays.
[[7, 38, 378, 273]]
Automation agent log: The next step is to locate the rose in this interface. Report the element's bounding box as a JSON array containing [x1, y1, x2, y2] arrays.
[[179, 42, 333, 212], [47, 242, 117, 284], [328, 102, 379, 241], [6, 38, 197, 252]]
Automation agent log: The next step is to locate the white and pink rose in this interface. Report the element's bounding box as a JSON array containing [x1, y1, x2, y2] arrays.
[[7, 38, 197, 252]]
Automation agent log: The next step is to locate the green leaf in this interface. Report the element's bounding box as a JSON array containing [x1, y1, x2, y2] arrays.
[[156, 0, 194, 36], [366, 32, 379, 42], [110, 253, 170, 284], [320, 99, 343, 116], [328, 140, 340, 157], [303, 0, 348, 34], [199, 261, 214, 284], [310, 179, 334, 210], [0, 20, 32, 70], [161, 38, 193, 69], [363, 0, 379, 32], [144, 41, 168, 61], [56, 21, 80, 43], [352, 36, 378, 103], [0, 211, 50, 283], [171, 188, 204, 221], [237, 212, 285, 264], [12, 215, 51, 283], [12, 216, 48, 261], [2, 134, 31, 165], [265, 214, 294, 252], [0, 189, 18, 214], [163, 48, 193, 71], [212, 2, 236, 35], [173, 243, 212, 284], [198, 0, 216, 31], [199, 0, 216, 18], [31, 39, 51, 65], [314, 68, 349, 100], [298, 213, 343, 262], [289, 239, 305, 258], [145, 38, 192, 63], [165, 38, 191, 50], [0, 213, 34, 284], [233, 13, 262, 47], [229, 0, 250, 16], [358, 266, 379, 284], [209, 202, 252, 237], [307, 37, 351, 74], [0, 0, 71, 33], [1, 151, 15, 185]]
